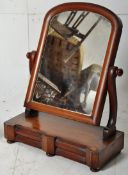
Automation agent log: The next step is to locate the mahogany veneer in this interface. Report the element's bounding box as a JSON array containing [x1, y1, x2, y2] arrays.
[[4, 112, 124, 171]]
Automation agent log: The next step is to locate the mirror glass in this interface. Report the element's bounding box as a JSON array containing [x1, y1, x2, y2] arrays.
[[32, 10, 111, 115]]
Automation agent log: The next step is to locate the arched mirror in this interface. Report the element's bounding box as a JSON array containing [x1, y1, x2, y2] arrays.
[[25, 3, 122, 125]]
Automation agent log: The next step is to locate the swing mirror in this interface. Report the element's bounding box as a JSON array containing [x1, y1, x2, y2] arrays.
[[25, 3, 122, 125]]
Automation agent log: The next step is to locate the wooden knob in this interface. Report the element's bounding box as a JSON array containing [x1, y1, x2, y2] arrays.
[[26, 52, 30, 58], [116, 68, 123, 76], [26, 51, 36, 59]]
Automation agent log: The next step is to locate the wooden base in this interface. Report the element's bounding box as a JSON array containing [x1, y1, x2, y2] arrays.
[[4, 112, 124, 171]]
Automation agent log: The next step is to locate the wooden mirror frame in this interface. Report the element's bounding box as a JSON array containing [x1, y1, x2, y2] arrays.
[[24, 2, 123, 127]]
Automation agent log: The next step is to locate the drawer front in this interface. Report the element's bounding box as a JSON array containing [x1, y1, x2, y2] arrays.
[[55, 138, 87, 164], [15, 125, 42, 141]]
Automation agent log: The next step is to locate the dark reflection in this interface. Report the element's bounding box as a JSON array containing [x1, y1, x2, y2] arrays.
[[33, 10, 111, 114]]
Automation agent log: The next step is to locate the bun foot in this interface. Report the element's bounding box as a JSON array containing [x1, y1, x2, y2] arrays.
[[7, 140, 15, 144], [90, 167, 100, 172], [46, 153, 55, 157]]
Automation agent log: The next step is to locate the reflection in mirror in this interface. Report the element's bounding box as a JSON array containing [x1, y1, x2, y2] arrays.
[[32, 10, 111, 115]]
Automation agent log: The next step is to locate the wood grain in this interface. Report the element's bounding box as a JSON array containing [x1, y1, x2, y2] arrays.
[[4, 112, 124, 171]]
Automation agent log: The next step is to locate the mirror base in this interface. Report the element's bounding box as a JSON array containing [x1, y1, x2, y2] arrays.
[[4, 112, 124, 172], [103, 126, 116, 140], [25, 108, 38, 117]]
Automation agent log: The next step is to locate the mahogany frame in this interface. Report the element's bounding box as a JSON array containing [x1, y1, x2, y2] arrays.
[[24, 2, 122, 126]]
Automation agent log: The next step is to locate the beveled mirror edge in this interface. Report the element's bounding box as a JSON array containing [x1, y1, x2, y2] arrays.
[[24, 2, 123, 126]]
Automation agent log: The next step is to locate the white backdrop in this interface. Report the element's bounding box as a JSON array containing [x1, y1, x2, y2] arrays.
[[0, 0, 128, 124]]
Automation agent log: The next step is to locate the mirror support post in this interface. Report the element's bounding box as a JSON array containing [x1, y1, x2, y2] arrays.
[[26, 50, 37, 73], [103, 66, 123, 140], [25, 51, 38, 117]]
